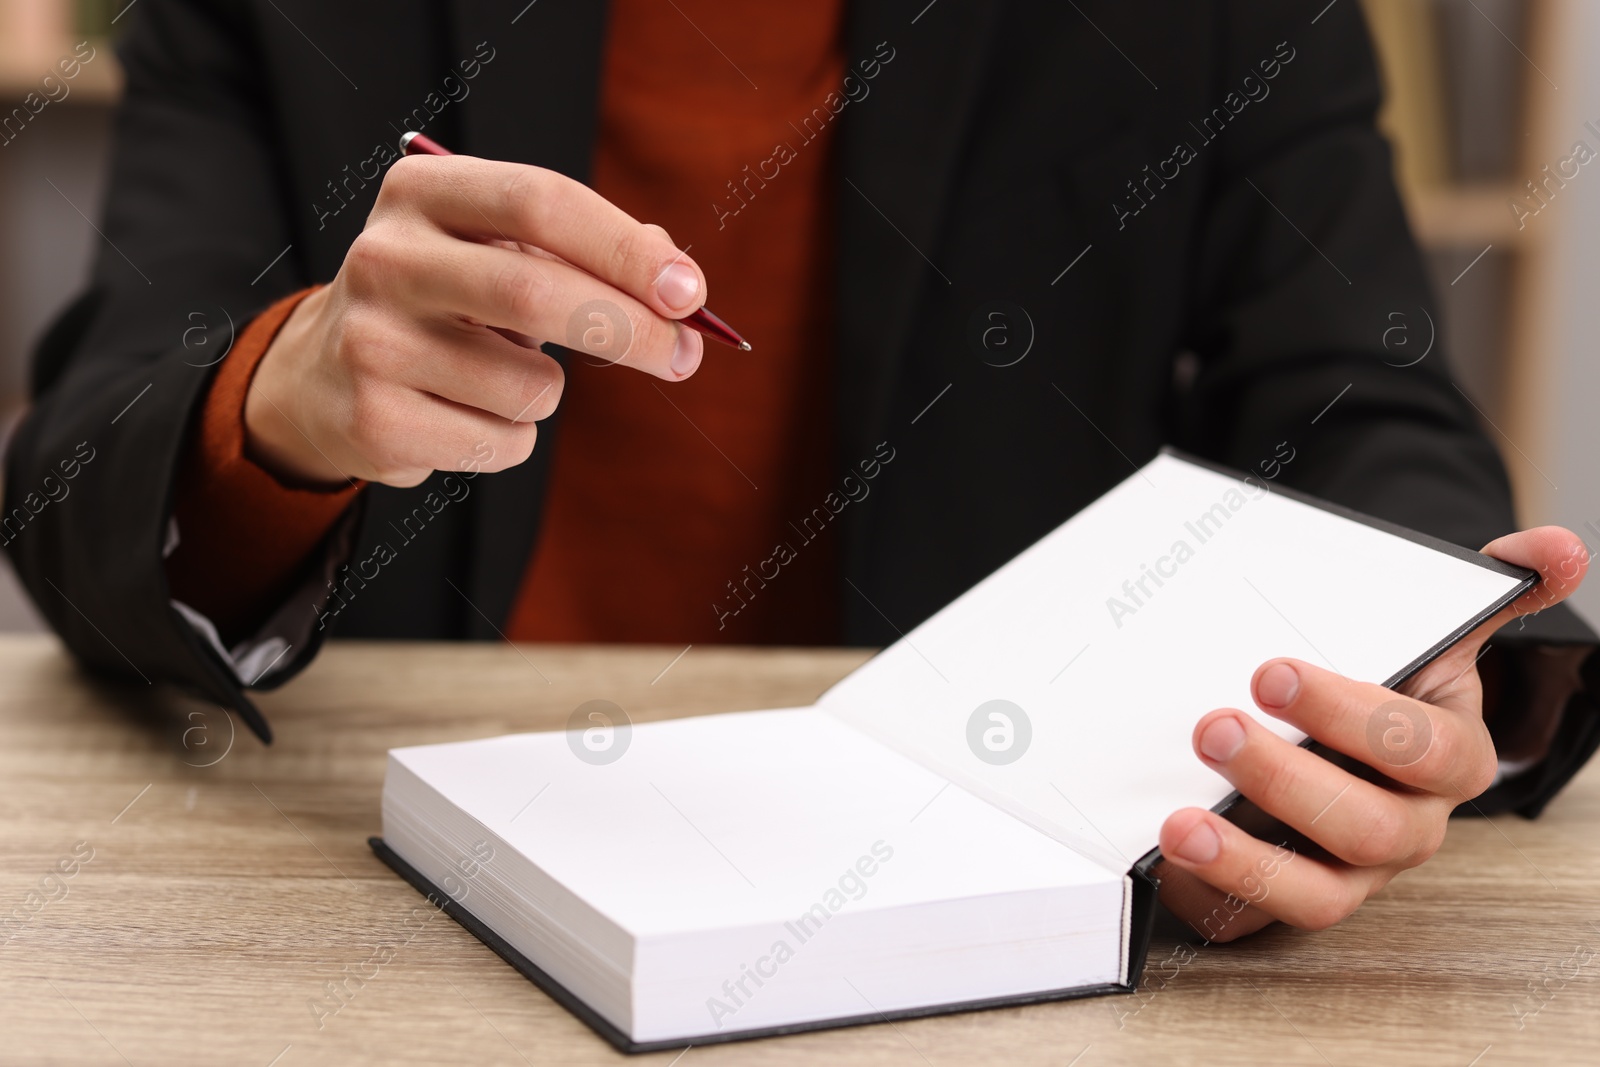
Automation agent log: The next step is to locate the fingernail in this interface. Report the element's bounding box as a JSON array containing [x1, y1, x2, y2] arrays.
[[655, 261, 701, 313], [1173, 822, 1220, 864], [670, 325, 703, 378], [1257, 662, 1300, 708], [1200, 715, 1246, 762]]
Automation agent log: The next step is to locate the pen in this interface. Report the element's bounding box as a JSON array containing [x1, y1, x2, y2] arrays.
[[398, 131, 753, 352]]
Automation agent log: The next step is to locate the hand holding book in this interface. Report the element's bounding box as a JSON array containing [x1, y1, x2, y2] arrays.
[[1156, 525, 1589, 941]]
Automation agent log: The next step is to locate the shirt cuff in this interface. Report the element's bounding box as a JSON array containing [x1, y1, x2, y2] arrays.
[[169, 501, 364, 689]]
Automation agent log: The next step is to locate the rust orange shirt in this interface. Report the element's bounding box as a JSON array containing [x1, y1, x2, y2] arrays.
[[167, 1, 845, 645]]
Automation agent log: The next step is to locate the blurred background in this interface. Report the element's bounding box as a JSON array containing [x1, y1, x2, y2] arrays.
[[0, 0, 1596, 629]]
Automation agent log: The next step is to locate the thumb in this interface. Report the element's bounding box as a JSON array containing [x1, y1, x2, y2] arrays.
[[1475, 526, 1590, 639]]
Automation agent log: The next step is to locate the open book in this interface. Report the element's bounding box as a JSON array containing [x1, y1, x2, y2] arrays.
[[371, 450, 1535, 1051]]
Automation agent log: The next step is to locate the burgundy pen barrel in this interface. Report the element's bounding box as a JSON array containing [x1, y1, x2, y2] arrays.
[[397, 133, 753, 352], [398, 131, 450, 156], [684, 306, 749, 351]]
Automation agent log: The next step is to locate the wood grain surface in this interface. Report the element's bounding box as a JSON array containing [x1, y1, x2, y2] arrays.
[[0, 635, 1596, 1066]]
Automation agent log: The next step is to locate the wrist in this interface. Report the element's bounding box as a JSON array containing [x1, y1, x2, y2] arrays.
[[243, 286, 348, 488]]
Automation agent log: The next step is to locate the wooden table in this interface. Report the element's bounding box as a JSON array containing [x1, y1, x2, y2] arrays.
[[1, 635, 1597, 1066]]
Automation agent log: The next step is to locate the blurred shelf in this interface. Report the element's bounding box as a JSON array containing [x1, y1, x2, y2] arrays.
[[1407, 182, 1534, 250], [0, 38, 121, 106]]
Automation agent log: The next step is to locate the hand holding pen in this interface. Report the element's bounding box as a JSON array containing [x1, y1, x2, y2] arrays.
[[241, 133, 750, 489], [401, 132, 750, 352]]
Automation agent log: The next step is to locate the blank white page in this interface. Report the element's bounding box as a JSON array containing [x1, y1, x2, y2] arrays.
[[389, 708, 1119, 937], [820, 452, 1529, 865]]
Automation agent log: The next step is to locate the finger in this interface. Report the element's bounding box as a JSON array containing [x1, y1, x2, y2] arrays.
[[1395, 527, 1590, 719], [1158, 808, 1377, 930], [1477, 526, 1590, 640], [372, 227, 701, 381], [1151, 858, 1275, 943], [392, 324, 566, 425], [1385, 527, 1590, 707], [1249, 658, 1497, 798], [1191, 708, 1446, 868], [382, 155, 709, 319], [348, 384, 542, 485]]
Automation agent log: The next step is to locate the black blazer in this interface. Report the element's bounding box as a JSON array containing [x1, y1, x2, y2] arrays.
[[6, 0, 1597, 813]]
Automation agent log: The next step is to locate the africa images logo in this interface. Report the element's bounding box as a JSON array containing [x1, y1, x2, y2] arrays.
[[966, 700, 1031, 765], [567, 700, 631, 766]]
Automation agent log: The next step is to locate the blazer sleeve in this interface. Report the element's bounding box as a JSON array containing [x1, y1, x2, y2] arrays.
[[1, 0, 348, 743], [1173, 0, 1599, 816]]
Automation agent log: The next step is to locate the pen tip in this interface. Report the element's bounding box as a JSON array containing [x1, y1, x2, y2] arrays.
[[398, 130, 419, 153], [738, 341, 753, 351]]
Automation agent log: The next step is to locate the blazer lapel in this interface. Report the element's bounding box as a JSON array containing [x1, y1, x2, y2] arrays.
[[449, 0, 610, 635], [834, 0, 1005, 464]]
